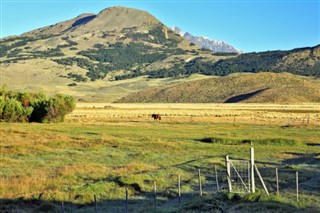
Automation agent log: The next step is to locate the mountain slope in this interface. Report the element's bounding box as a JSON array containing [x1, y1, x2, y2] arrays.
[[0, 6, 218, 83], [0, 6, 319, 103], [115, 72, 320, 103], [172, 26, 241, 53]]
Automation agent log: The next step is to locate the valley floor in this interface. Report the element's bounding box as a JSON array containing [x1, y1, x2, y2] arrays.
[[0, 103, 319, 212]]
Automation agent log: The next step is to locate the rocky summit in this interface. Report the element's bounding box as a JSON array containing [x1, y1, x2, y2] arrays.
[[172, 26, 241, 53]]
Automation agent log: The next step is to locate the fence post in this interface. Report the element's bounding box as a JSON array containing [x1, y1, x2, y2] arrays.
[[296, 172, 299, 202], [126, 187, 128, 213], [94, 194, 98, 213], [250, 147, 255, 193], [215, 165, 220, 192], [226, 155, 232, 193], [178, 174, 181, 207], [60, 202, 64, 213], [198, 169, 202, 196], [153, 181, 157, 212], [276, 168, 279, 196]]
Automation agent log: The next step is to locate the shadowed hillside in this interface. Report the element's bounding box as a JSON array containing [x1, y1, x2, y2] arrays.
[[115, 72, 320, 103]]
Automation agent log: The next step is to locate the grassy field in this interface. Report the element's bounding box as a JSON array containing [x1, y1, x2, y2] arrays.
[[0, 103, 319, 212]]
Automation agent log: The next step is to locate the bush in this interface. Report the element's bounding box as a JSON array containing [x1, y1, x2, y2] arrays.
[[2, 97, 33, 122], [44, 94, 76, 123], [0, 88, 75, 123]]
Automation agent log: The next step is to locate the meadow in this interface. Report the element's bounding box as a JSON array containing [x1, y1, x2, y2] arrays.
[[0, 103, 319, 212]]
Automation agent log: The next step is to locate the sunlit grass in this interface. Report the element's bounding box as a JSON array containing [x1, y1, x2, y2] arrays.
[[0, 103, 319, 212]]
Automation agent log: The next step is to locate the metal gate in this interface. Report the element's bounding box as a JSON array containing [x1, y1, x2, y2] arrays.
[[226, 157, 251, 194]]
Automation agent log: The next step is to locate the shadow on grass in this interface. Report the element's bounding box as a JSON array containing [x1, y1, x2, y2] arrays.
[[1, 153, 320, 212], [224, 88, 269, 103], [2, 192, 319, 213]]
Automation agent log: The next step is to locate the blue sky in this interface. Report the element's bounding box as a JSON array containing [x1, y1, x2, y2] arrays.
[[1, 0, 319, 52]]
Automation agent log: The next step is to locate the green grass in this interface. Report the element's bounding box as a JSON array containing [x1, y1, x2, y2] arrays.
[[0, 120, 319, 212]]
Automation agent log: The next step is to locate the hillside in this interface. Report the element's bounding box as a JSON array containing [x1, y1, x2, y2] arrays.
[[0, 6, 319, 103], [115, 72, 320, 103], [0, 6, 217, 83]]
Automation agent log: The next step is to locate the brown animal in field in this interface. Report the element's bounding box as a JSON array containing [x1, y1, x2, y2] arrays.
[[152, 114, 161, 121]]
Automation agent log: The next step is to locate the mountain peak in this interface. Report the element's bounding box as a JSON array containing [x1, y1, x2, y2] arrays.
[[23, 6, 162, 37], [171, 26, 242, 53], [82, 6, 161, 32]]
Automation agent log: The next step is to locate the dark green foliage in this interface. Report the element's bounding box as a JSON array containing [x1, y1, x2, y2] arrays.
[[212, 52, 239, 56], [0, 87, 75, 123], [57, 37, 78, 48], [0, 35, 53, 58], [3, 47, 64, 63], [53, 57, 107, 81], [74, 41, 187, 81], [68, 83, 77, 86], [76, 42, 171, 81], [67, 73, 87, 82], [29, 93, 75, 123], [43, 94, 76, 123], [78, 42, 167, 67], [33, 48, 64, 57], [1, 97, 33, 122], [121, 24, 175, 46], [114, 45, 320, 80]]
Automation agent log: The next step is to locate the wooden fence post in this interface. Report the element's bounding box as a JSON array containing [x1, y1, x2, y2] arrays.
[[215, 165, 220, 192], [226, 155, 232, 193], [153, 181, 157, 212], [178, 174, 181, 207], [296, 172, 299, 202], [60, 202, 64, 213], [250, 147, 255, 193], [94, 194, 98, 213], [198, 169, 202, 196], [276, 168, 279, 196], [126, 187, 128, 213]]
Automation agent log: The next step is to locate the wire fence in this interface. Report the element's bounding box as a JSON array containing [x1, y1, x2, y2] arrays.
[[5, 162, 320, 213]]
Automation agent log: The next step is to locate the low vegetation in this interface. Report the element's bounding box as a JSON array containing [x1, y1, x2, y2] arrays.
[[0, 86, 75, 123], [114, 45, 320, 80], [0, 103, 319, 212]]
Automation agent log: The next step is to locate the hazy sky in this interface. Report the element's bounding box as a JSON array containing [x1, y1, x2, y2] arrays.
[[1, 0, 319, 52]]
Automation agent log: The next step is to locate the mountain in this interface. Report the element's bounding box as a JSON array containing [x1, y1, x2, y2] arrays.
[[172, 26, 241, 53], [115, 72, 320, 103], [0, 6, 218, 82], [0, 6, 319, 103]]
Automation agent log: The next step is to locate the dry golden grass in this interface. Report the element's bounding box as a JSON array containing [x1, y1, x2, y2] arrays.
[[1, 103, 319, 211], [69, 103, 320, 125], [116, 72, 320, 103]]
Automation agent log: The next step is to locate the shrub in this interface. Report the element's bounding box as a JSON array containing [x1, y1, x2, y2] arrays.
[[44, 94, 76, 123], [30, 93, 75, 123], [0, 96, 5, 115], [0, 89, 75, 123], [2, 97, 33, 122]]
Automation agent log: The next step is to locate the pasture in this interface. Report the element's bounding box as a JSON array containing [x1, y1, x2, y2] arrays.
[[1, 103, 320, 212]]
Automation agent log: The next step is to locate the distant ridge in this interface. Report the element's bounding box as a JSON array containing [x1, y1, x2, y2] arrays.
[[115, 72, 320, 103], [172, 26, 241, 53]]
